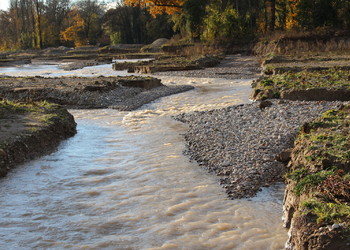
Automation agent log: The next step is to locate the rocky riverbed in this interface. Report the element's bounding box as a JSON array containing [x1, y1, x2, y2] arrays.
[[176, 100, 347, 198]]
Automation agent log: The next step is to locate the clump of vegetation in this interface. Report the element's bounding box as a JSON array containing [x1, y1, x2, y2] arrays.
[[272, 69, 350, 90], [303, 199, 350, 225], [0, 100, 56, 112], [252, 68, 350, 100], [0, 100, 64, 126], [301, 170, 350, 225], [286, 168, 337, 196], [286, 106, 350, 226]]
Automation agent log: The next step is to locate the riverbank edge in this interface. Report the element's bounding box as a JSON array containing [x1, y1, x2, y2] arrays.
[[0, 102, 77, 177], [283, 106, 350, 249], [250, 56, 350, 102]]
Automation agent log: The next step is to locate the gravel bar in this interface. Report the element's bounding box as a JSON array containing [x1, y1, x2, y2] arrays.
[[110, 85, 194, 111], [175, 100, 347, 199], [154, 55, 261, 79]]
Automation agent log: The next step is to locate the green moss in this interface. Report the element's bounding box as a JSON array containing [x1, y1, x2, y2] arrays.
[[286, 166, 338, 196], [287, 105, 350, 227], [253, 88, 262, 97], [272, 91, 281, 98], [260, 94, 268, 100], [0, 100, 64, 127], [255, 68, 350, 99], [261, 79, 274, 87], [296, 107, 350, 168], [303, 199, 350, 225], [294, 170, 336, 196], [286, 167, 308, 182], [0, 100, 58, 113]]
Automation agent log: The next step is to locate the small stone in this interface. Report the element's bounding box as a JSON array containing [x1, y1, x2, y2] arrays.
[[276, 148, 292, 163], [332, 224, 340, 230], [259, 100, 273, 109], [0, 149, 7, 158]]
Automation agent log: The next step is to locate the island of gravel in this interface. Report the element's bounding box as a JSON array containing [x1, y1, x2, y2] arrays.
[[0, 76, 194, 111], [170, 55, 308, 198], [176, 99, 347, 199]]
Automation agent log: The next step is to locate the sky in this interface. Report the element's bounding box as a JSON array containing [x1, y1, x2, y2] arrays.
[[0, 0, 10, 11], [0, 0, 118, 11]]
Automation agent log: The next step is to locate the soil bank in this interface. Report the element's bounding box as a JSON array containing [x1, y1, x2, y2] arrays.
[[0, 101, 76, 177]]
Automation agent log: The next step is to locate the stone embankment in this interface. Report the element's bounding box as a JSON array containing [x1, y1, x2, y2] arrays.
[[0, 101, 76, 177]]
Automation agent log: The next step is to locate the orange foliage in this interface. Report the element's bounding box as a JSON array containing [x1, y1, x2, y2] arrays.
[[286, 0, 300, 30], [125, 0, 184, 16], [60, 10, 86, 47]]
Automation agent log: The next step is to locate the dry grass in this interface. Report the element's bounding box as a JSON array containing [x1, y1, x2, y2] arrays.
[[253, 31, 350, 57], [180, 44, 224, 57]]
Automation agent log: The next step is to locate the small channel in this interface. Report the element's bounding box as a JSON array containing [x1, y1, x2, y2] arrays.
[[0, 64, 287, 249]]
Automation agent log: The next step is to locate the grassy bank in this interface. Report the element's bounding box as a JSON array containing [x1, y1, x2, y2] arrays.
[[252, 68, 350, 100], [0, 100, 76, 177], [284, 106, 350, 248]]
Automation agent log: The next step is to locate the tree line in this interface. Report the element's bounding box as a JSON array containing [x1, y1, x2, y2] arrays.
[[0, 0, 349, 51]]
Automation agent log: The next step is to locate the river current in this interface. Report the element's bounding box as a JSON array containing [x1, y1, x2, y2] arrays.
[[0, 63, 287, 249]]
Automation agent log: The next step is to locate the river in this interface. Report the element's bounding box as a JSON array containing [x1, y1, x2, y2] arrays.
[[0, 62, 287, 249]]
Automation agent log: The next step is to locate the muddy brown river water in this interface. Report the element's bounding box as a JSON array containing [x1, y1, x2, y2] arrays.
[[0, 64, 287, 249]]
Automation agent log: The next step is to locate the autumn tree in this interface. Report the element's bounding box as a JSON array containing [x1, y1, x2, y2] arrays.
[[44, 0, 71, 46], [336, 0, 350, 29], [103, 2, 173, 44], [3, 0, 45, 49], [33, 0, 44, 48], [182, 0, 208, 40], [125, 0, 184, 16], [0, 10, 18, 50], [75, 0, 104, 45], [60, 8, 86, 46], [103, 4, 137, 44]]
